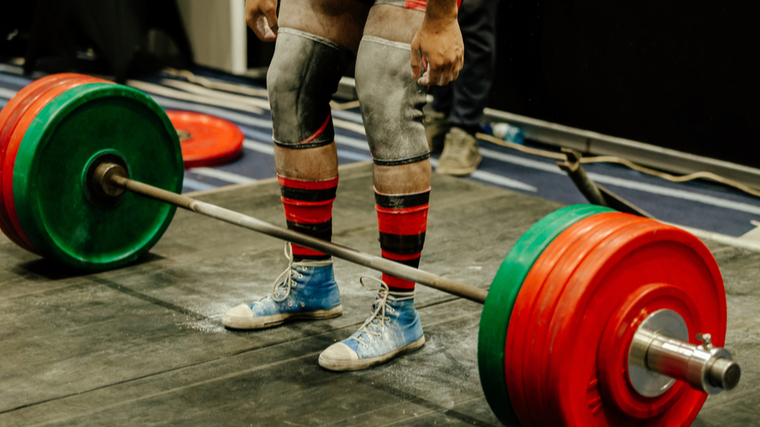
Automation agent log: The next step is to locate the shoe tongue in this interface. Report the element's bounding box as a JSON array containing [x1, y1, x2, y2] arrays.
[[450, 128, 468, 139], [294, 258, 332, 269], [373, 295, 389, 309]]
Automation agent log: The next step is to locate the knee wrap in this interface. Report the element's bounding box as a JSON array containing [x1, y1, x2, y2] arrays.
[[355, 36, 429, 165], [267, 28, 354, 148]]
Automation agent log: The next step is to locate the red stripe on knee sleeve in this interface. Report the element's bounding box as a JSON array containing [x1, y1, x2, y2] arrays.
[[376, 204, 429, 236], [301, 113, 332, 145], [282, 198, 335, 224], [278, 175, 339, 190]]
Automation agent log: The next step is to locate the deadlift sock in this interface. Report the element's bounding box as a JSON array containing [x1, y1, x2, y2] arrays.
[[279, 175, 339, 261], [375, 187, 430, 292]]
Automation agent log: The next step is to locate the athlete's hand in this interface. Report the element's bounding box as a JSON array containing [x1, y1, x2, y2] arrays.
[[245, 0, 279, 42], [410, 11, 464, 86]]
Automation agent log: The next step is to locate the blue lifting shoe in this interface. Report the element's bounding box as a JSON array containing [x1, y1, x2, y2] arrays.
[[222, 245, 342, 330], [319, 277, 425, 371]]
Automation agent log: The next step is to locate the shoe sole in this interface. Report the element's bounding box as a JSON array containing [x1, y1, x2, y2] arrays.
[[435, 154, 483, 176], [222, 304, 343, 330], [318, 335, 426, 372]]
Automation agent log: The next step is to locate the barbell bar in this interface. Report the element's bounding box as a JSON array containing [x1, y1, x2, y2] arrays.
[[93, 161, 488, 304], [91, 159, 740, 394], [0, 75, 742, 426]]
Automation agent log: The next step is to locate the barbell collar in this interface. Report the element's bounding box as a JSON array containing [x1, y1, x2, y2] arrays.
[[628, 310, 740, 395], [97, 164, 488, 304]]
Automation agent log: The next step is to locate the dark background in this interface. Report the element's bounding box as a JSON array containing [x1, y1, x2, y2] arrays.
[[3, 0, 759, 168], [490, 1, 760, 168]]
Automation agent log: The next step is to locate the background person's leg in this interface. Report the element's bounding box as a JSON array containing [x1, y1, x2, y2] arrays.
[[426, 86, 453, 153], [428, 0, 498, 175], [444, 0, 497, 133]]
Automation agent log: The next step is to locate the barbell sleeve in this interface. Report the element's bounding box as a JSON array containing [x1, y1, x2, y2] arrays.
[[629, 328, 740, 394]]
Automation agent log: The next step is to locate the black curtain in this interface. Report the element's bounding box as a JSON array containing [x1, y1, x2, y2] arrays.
[[490, 1, 760, 168], [18, 0, 192, 82]]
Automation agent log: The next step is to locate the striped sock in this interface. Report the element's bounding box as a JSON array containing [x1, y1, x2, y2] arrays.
[[375, 187, 430, 292], [279, 174, 339, 261]]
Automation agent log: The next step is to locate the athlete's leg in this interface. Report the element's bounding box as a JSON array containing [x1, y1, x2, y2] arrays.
[[223, 0, 370, 330], [319, 4, 431, 371], [364, 3, 430, 295]]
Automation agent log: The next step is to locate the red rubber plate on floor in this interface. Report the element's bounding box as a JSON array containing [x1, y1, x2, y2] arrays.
[[2, 75, 109, 252], [505, 212, 629, 426], [539, 214, 724, 426], [0, 74, 91, 251], [166, 111, 244, 169], [527, 213, 646, 427]]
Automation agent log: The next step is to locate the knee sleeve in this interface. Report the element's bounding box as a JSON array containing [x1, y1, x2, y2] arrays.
[[355, 36, 430, 165], [267, 28, 354, 148]]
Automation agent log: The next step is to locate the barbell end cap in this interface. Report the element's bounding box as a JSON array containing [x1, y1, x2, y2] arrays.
[[92, 162, 129, 198], [708, 358, 741, 391]]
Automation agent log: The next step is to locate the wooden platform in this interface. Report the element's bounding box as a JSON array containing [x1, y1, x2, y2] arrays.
[[1, 163, 757, 426]]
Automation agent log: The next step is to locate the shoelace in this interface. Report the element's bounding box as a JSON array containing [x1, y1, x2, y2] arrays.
[[350, 276, 415, 348], [256, 244, 329, 304]]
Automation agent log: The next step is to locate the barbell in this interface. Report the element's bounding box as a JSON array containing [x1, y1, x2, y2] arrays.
[[0, 74, 741, 426]]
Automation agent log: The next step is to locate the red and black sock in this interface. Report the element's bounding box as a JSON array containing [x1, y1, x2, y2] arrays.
[[279, 175, 339, 261], [375, 187, 430, 293]]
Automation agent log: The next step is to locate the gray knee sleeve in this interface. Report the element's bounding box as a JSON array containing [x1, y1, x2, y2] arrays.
[[267, 28, 354, 148], [355, 36, 429, 165]]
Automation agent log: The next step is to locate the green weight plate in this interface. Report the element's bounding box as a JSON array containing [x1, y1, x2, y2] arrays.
[[13, 83, 183, 270], [478, 204, 613, 426]]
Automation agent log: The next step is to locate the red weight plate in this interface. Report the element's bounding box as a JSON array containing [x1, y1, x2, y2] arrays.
[[525, 213, 635, 427], [2, 75, 109, 251], [0, 74, 91, 251], [505, 212, 629, 426], [0, 74, 78, 248], [504, 212, 604, 426], [166, 111, 244, 169], [0, 74, 108, 252], [597, 283, 700, 418], [544, 214, 725, 426]]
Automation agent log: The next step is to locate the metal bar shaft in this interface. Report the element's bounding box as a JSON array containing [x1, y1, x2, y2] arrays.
[[110, 174, 488, 304]]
